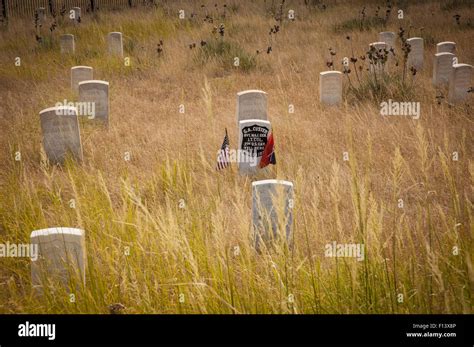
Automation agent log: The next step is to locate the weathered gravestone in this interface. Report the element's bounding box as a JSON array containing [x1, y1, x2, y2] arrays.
[[436, 41, 456, 54], [448, 63, 473, 104], [60, 34, 75, 54], [369, 42, 388, 72], [406, 37, 424, 70], [71, 7, 81, 22], [36, 7, 46, 24], [78, 80, 109, 123], [379, 31, 396, 50], [31, 227, 86, 291], [432, 52, 456, 86], [71, 66, 93, 93], [252, 179, 294, 251], [39, 106, 83, 164], [107, 32, 123, 57], [238, 119, 271, 175], [319, 71, 342, 106], [236, 90, 268, 124]]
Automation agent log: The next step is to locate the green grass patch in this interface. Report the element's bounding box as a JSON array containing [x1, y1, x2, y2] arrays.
[[334, 16, 386, 33], [195, 38, 257, 72], [345, 71, 417, 104]]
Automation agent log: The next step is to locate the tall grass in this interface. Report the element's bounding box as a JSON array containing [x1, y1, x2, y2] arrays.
[[0, 0, 472, 314]]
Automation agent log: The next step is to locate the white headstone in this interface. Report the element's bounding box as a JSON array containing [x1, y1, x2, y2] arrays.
[[60, 34, 75, 54], [78, 80, 109, 123], [319, 71, 342, 106], [252, 180, 294, 250], [436, 41, 456, 54], [369, 42, 388, 72], [406, 37, 424, 70], [107, 32, 124, 57], [36, 7, 46, 24], [31, 227, 86, 291], [39, 106, 83, 164], [71, 66, 93, 93], [236, 90, 268, 124], [432, 52, 456, 86], [72, 7, 81, 22], [238, 119, 271, 175], [379, 31, 396, 50], [448, 63, 473, 104]]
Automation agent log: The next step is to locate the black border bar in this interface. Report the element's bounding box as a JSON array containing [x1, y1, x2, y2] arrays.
[[0, 314, 472, 345]]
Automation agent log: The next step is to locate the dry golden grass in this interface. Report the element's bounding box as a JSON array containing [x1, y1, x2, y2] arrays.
[[0, 0, 473, 313]]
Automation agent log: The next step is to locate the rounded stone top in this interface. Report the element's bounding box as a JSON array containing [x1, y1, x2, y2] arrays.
[[39, 105, 77, 115], [31, 227, 84, 238], [237, 90, 267, 96], [239, 119, 271, 126], [320, 71, 342, 76], [71, 66, 93, 70], [452, 63, 473, 69], [437, 41, 455, 46], [434, 52, 455, 57], [78, 80, 109, 86], [252, 179, 293, 187]]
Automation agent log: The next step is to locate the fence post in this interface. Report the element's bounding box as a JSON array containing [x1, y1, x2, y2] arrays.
[[48, 0, 55, 17], [1, 0, 7, 23], [128, 0, 132, 8], [90, 0, 95, 12]]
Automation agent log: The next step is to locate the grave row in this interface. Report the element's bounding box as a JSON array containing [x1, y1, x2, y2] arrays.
[[318, 34, 472, 106], [42, 86, 274, 168], [60, 32, 123, 57], [57, 29, 473, 109], [49, 8, 472, 107], [42, 86, 279, 177], [42, 86, 274, 170], [41, 65, 109, 164]]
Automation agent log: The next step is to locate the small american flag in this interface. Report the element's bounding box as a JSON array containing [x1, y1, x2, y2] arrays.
[[216, 128, 230, 170]]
